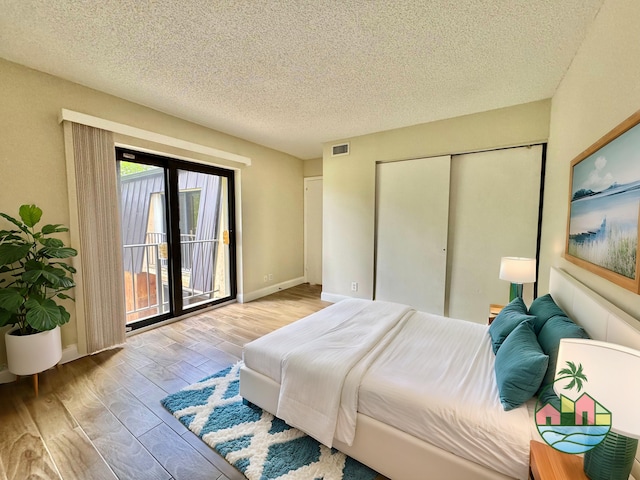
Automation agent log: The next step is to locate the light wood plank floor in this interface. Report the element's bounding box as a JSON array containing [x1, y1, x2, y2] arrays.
[[0, 283, 386, 480]]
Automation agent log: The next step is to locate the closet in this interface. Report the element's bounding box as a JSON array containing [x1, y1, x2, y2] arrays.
[[375, 155, 451, 314], [374, 145, 543, 323]]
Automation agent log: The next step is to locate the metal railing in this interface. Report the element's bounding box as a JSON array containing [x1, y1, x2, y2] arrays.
[[123, 236, 220, 321], [123, 241, 167, 320], [180, 238, 220, 306]]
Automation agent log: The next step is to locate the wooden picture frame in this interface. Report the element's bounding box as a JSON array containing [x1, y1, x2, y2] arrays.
[[565, 110, 640, 294]]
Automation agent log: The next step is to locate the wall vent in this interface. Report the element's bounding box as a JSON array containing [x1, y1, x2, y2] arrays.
[[332, 143, 350, 157]]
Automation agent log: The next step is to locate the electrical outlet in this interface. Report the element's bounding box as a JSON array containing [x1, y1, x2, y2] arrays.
[[268, 273, 273, 281], [263, 275, 268, 283], [351, 282, 358, 292]]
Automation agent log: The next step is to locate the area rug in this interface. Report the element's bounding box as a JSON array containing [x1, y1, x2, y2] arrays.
[[161, 362, 378, 480]]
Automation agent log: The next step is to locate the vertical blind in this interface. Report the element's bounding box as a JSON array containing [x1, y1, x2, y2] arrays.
[[68, 123, 126, 353]]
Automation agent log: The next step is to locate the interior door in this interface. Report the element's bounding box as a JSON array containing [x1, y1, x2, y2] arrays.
[[375, 155, 451, 314], [304, 177, 323, 285]]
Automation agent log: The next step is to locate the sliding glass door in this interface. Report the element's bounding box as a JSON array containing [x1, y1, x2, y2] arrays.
[[177, 168, 232, 308], [116, 148, 236, 330]]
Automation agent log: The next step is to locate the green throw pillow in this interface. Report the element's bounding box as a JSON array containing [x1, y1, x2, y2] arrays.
[[528, 294, 567, 334], [495, 319, 549, 411], [536, 315, 590, 399], [488, 297, 535, 354]]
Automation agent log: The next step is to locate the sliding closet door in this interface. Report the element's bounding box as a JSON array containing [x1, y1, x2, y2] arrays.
[[446, 145, 542, 322], [375, 156, 451, 314]]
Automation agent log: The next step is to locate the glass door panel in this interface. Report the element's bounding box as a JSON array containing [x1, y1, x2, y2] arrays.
[[117, 148, 236, 331], [118, 161, 171, 325], [178, 170, 231, 309]]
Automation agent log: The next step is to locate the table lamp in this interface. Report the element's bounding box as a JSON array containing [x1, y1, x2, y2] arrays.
[[499, 257, 536, 301], [555, 338, 640, 479]]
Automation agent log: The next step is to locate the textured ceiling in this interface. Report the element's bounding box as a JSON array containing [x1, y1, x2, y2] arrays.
[[0, 0, 603, 159]]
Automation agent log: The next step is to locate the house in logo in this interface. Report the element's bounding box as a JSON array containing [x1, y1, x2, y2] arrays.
[[537, 393, 611, 427], [536, 402, 561, 426], [573, 393, 611, 426]]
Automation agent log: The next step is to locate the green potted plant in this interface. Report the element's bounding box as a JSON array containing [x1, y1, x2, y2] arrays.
[[0, 204, 77, 377]]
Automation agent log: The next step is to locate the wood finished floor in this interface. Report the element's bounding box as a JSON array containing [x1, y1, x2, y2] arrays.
[[0, 283, 385, 480]]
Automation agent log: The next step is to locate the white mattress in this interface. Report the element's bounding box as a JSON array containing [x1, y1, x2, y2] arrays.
[[357, 311, 531, 479], [243, 301, 532, 479]]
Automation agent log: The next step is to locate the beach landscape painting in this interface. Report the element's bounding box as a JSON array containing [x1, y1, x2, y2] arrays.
[[566, 111, 640, 293]]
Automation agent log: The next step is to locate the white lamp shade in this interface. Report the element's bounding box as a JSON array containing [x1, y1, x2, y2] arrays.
[[554, 338, 640, 439], [499, 257, 536, 284]]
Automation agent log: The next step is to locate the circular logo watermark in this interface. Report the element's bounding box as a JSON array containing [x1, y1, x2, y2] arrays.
[[535, 361, 611, 454]]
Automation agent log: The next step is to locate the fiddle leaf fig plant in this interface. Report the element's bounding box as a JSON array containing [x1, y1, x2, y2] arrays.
[[0, 204, 77, 335]]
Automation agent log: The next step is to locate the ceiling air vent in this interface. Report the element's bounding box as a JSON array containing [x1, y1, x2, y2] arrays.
[[332, 143, 350, 157]]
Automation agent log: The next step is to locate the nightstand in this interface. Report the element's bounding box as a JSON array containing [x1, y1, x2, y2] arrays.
[[529, 440, 588, 480], [488, 304, 504, 325]]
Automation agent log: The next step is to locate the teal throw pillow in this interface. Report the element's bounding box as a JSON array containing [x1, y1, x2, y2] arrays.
[[535, 315, 590, 400], [488, 297, 534, 354], [528, 294, 567, 334], [494, 319, 549, 411]]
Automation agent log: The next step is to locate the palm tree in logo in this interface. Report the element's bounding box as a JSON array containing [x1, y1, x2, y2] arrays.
[[556, 361, 588, 392]]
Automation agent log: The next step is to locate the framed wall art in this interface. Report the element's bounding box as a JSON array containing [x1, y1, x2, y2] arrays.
[[565, 110, 640, 294]]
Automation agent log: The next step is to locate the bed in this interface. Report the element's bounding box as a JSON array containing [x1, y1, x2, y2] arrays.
[[239, 267, 640, 479]]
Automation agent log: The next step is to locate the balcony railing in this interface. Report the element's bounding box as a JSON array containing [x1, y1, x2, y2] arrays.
[[123, 234, 221, 323], [146, 232, 196, 269]]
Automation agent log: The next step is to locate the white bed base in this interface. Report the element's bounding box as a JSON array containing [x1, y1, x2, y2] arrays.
[[240, 366, 510, 480], [239, 267, 640, 480]]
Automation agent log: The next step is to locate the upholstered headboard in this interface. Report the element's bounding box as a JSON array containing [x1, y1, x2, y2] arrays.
[[549, 267, 640, 350]]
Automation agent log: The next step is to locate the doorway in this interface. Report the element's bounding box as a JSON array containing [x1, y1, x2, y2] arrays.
[[304, 177, 323, 285], [116, 148, 236, 330]]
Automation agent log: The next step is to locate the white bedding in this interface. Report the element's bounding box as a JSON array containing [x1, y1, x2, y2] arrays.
[[244, 299, 378, 383], [242, 299, 533, 479], [245, 298, 413, 447], [358, 311, 531, 479]]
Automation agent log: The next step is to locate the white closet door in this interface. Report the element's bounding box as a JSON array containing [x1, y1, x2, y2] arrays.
[[446, 145, 542, 322], [375, 156, 451, 314]]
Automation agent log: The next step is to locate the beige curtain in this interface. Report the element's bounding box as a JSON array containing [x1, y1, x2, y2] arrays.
[[68, 123, 126, 354]]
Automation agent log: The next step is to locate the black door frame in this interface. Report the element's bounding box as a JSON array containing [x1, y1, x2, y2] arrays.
[[116, 147, 237, 330]]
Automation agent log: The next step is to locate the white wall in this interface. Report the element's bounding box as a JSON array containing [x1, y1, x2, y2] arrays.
[[303, 158, 322, 177], [323, 100, 551, 301], [540, 0, 640, 322]]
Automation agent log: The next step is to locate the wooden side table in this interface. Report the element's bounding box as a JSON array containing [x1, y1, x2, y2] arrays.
[[488, 304, 504, 325], [529, 440, 588, 479]]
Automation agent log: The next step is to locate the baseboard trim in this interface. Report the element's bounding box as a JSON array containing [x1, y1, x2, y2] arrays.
[[0, 367, 16, 384], [238, 277, 306, 303], [320, 291, 352, 303], [60, 343, 83, 365]]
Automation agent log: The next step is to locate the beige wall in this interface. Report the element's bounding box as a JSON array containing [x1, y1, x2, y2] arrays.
[[0, 59, 305, 357], [540, 0, 640, 321], [322, 99, 551, 300], [303, 158, 322, 177]]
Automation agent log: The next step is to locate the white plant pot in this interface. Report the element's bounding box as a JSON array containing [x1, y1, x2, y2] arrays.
[[5, 325, 62, 376]]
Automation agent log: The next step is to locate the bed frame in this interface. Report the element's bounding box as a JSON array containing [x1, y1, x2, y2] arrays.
[[239, 267, 640, 479]]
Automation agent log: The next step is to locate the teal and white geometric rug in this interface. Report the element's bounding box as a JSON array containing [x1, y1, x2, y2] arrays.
[[161, 362, 378, 480]]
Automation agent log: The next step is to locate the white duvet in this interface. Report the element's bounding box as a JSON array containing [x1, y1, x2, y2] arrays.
[[247, 298, 413, 447], [358, 310, 531, 479]]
